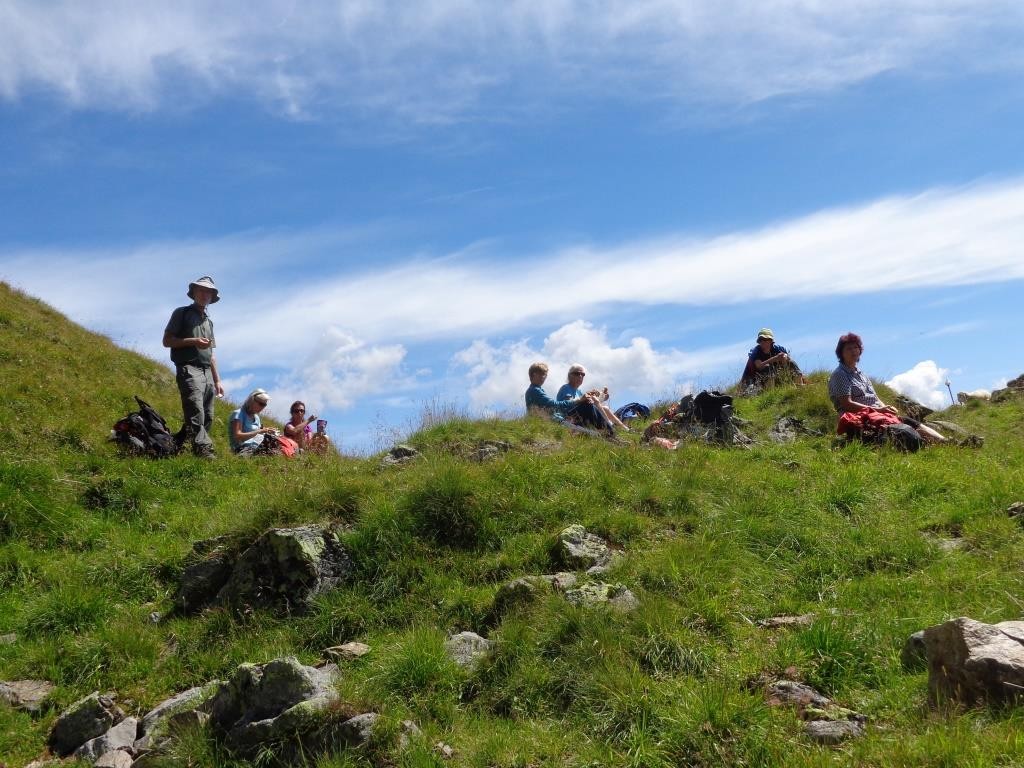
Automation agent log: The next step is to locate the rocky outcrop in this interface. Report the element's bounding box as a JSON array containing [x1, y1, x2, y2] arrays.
[[134, 681, 220, 752], [490, 573, 577, 621], [324, 642, 371, 661], [444, 632, 492, 670], [555, 525, 616, 573], [177, 525, 353, 615], [762, 679, 866, 744], [564, 582, 638, 612], [901, 630, 927, 671], [48, 692, 125, 757], [923, 617, 1024, 705], [894, 394, 933, 422], [0, 679, 54, 713], [768, 417, 819, 444], [74, 716, 138, 763], [380, 444, 420, 467], [756, 614, 814, 630], [208, 657, 341, 756]]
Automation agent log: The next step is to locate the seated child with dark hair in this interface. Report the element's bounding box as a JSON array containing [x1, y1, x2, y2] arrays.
[[525, 362, 613, 435]]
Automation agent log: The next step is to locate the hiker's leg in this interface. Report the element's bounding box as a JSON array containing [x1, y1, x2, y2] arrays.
[[199, 367, 216, 449], [600, 404, 628, 430], [176, 365, 206, 450], [915, 424, 947, 444]]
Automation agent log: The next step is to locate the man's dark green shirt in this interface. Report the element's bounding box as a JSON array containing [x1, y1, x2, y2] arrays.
[[165, 304, 215, 366]]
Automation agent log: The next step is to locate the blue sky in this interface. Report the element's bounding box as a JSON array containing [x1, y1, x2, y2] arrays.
[[2, 1, 1024, 451]]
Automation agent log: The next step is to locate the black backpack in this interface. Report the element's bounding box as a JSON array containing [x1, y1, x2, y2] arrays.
[[112, 396, 180, 458], [692, 390, 733, 424], [881, 422, 924, 452]]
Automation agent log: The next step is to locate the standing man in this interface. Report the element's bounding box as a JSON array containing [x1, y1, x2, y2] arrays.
[[163, 276, 224, 458]]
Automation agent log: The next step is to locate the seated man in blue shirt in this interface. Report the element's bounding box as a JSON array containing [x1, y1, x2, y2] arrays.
[[740, 328, 806, 391], [525, 362, 613, 435]]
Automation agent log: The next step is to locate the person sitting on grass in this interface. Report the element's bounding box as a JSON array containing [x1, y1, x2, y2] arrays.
[[283, 400, 316, 450], [229, 388, 275, 456], [525, 362, 614, 436], [827, 333, 946, 444], [740, 328, 806, 391], [556, 364, 630, 431]]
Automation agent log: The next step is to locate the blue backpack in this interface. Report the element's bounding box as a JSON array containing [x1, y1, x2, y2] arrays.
[[614, 402, 651, 421]]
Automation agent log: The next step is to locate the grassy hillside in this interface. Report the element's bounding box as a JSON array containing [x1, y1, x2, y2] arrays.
[[3, 281, 1024, 766]]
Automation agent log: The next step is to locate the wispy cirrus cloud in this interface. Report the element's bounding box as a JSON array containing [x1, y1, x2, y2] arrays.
[[0, 1, 1021, 121], [4, 177, 1024, 368]]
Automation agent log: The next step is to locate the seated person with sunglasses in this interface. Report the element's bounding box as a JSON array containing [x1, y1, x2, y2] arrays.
[[283, 400, 317, 450], [556, 364, 630, 431]]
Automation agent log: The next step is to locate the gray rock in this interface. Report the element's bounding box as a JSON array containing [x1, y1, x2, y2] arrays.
[[337, 712, 380, 745], [1007, 502, 1024, 520], [756, 614, 815, 630], [380, 445, 420, 467], [557, 525, 612, 571], [564, 582, 639, 612], [470, 440, 511, 462], [75, 716, 139, 763], [901, 630, 928, 671], [894, 394, 932, 422], [804, 719, 865, 744], [49, 692, 124, 757], [0, 679, 55, 712], [924, 617, 1024, 705], [435, 741, 455, 759], [766, 681, 832, 710], [135, 682, 219, 752], [444, 632, 492, 670], [0, 632, 16, 645], [94, 751, 134, 768], [216, 526, 353, 614], [324, 642, 371, 661], [175, 538, 236, 614], [398, 719, 422, 749], [927, 419, 969, 437], [209, 657, 339, 734]]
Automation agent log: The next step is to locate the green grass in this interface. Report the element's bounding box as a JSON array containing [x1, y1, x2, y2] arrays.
[[3, 281, 1024, 766]]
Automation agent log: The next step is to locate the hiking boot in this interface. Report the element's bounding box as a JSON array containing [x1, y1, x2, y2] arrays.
[[193, 446, 216, 460]]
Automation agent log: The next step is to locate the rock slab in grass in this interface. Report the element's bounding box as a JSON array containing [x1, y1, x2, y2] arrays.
[[49, 692, 124, 757], [557, 525, 613, 572], [444, 632, 491, 669], [0, 679, 54, 712], [756, 614, 815, 630], [1008, 502, 1024, 521], [804, 719, 865, 744], [209, 657, 340, 755], [176, 547, 235, 614], [135, 682, 220, 752], [380, 444, 420, 467], [564, 582, 638, 612], [94, 751, 134, 768], [491, 573, 577, 619], [216, 526, 353, 614], [324, 642, 371, 661], [75, 716, 139, 762], [924, 617, 1024, 705]]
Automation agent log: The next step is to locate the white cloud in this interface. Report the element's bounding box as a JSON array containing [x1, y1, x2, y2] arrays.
[[0, 1, 1021, 120], [5, 177, 1024, 412], [885, 360, 951, 410], [453, 319, 742, 411], [268, 327, 407, 416]]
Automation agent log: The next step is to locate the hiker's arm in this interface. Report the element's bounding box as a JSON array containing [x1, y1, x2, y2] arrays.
[[837, 395, 897, 414], [232, 419, 270, 442], [210, 355, 224, 397], [162, 330, 212, 350]]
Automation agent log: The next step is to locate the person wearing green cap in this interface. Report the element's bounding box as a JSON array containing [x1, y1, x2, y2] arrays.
[[740, 328, 806, 392], [162, 276, 224, 458]]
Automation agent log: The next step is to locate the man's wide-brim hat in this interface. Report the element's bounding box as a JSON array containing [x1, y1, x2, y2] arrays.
[[187, 276, 220, 303], [757, 327, 774, 341]]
